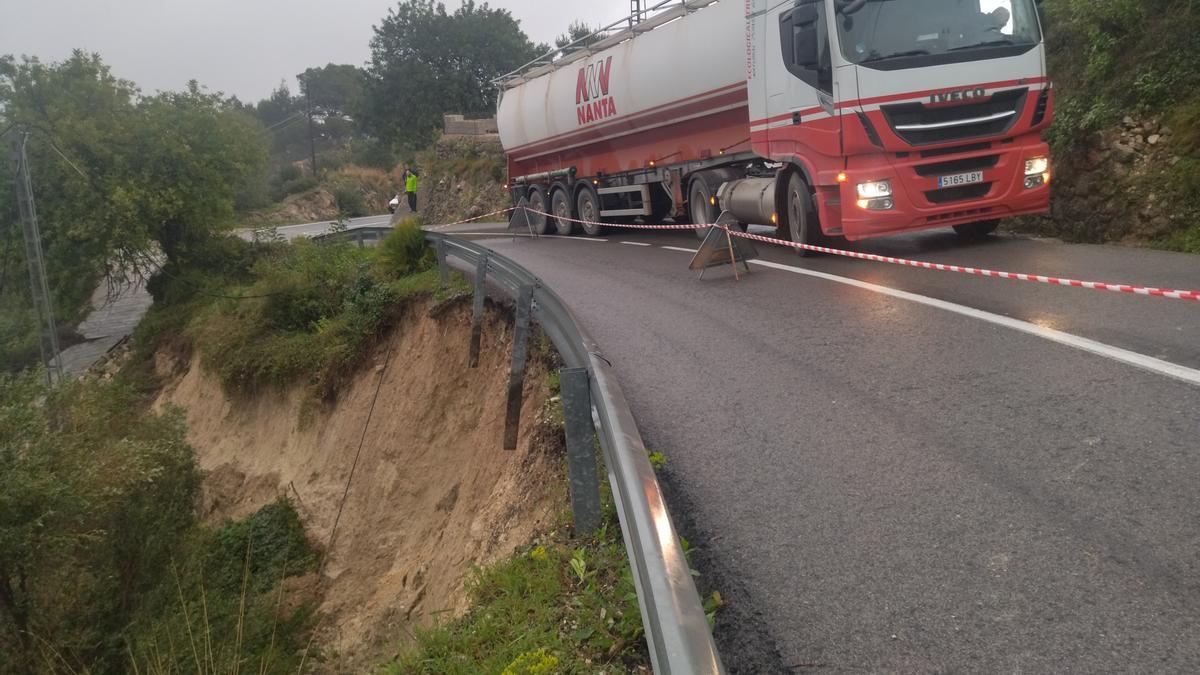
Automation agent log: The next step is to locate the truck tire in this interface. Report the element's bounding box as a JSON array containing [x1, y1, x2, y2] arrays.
[[953, 220, 1000, 239], [551, 187, 574, 235], [576, 186, 604, 236], [781, 172, 823, 257], [526, 187, 549, 235], [688, 177, 718, 239]]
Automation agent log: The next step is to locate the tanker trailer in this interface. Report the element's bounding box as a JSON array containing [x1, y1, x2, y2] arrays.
[[496, 0, 1053, 249]]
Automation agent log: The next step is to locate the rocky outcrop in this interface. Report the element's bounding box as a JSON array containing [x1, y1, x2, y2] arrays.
[[1019, 115, 1191, 244]]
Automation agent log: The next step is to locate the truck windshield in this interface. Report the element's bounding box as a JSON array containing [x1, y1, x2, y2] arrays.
[[836, 0, 1041, 67]]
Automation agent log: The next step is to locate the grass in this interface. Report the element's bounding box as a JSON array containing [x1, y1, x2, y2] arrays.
[[382, 509, 648, 674], [131, 220, 466, 414]]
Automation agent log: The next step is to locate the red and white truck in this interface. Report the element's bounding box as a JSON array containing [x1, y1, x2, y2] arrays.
[[496, 0, 1053, 247]]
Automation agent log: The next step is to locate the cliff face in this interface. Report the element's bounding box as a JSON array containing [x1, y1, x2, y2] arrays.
[[156, 298, 563, 669]]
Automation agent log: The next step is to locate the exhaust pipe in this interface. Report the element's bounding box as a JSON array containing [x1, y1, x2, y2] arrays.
[[716, 178, 777, 226]]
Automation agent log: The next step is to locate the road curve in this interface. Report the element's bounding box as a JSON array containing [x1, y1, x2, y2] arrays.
[[444, 223, 1200, 674]]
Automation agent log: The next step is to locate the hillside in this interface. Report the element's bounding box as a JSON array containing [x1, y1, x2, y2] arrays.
[[1028, 0, 1200, 250]]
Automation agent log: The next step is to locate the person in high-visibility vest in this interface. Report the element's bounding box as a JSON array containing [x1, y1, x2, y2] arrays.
[[403, 165, 419, 213]]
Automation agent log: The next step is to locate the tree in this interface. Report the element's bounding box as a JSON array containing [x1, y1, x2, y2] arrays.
[[298, 63, 364, 119], [360, 0, 541, 151], [556, 21, 604, 57], [0, 52, 267, 371]]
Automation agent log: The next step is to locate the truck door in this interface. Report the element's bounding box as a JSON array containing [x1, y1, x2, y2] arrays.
[[765, 0, 842, 168]]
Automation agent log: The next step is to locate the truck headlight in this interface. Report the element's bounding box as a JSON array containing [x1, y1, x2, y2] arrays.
[[1024, 157, 1050, 188], [1024, 157, 1049, 176], [855, 180, 894, 210], [856, 180, 892, 199]]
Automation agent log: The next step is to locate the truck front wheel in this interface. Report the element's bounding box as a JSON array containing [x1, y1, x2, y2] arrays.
[[688, 177, 718, 240], [782, 172, 823, 257]]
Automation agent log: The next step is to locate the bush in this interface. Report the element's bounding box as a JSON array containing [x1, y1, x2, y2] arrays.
[[280, 175, 320, 198], [332, 181, 369, 218], [185, 235, 442, 402], [0, 374, 200, 672], [278, 164, 304, 183], [377, 217, 434, 278]]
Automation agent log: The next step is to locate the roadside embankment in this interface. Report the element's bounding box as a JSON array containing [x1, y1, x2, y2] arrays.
[[156, 296, 562, 666]]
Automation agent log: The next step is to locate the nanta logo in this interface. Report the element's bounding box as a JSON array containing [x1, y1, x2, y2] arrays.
[[576, 56, 617, 125]]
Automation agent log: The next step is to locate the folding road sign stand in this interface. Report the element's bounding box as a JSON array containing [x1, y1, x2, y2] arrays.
[[689, 212, 758, 280], [507, 196, 539, 240]]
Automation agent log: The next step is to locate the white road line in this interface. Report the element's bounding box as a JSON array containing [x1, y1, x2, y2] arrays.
[[620, 241, 653, 247], [452, 232, 608, 242], [750, 259, 1200, 388], [662, 246, 699, 253]]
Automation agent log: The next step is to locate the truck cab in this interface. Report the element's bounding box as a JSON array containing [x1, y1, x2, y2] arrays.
[[748, 0, 1052, 241]]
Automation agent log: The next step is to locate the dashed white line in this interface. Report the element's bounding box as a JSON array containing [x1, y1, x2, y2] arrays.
[[661, 246, 699, 253], [749, 259, 1200, 388], [620, 241, 653, 247]]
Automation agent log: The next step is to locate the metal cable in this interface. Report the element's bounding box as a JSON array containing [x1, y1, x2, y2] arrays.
[[317, 331, 396, 578]]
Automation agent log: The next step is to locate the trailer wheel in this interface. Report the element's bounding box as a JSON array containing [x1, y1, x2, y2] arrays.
[[549, 188, 575, 235], [782, 172, 823, 257], [576, 186, 604, 236], [688, 177, 718, 240], [525, 187, 550, 235], [953, 220, 1000, 239]]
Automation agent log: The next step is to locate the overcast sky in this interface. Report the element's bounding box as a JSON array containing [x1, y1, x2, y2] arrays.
[[0, 0, 632, 102]]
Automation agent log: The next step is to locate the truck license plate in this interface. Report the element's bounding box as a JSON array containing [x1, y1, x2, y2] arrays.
[[938, 171, 984, 188]]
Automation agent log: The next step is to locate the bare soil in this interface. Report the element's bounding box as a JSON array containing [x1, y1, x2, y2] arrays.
[[155, 299, 563, 668]]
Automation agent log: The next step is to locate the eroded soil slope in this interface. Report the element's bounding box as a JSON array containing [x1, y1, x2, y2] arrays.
[[157, 298, 562, 665]]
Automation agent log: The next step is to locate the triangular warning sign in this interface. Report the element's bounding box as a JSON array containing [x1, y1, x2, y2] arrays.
[[507, 196, 538, 237], [689, 216, 758, 280]]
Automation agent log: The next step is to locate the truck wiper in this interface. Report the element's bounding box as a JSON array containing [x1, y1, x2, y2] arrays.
[[860, 49, 931, 63], [948, 38, 1016, 51]]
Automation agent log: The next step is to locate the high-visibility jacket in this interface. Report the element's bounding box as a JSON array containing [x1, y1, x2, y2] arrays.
[[405, 172, 418, 193]]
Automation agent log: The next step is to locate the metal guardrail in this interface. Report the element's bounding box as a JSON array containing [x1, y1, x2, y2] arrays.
[[425, 231, 725, 675]]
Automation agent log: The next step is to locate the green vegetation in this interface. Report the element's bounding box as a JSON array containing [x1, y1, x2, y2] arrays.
[[0, 52, 267, 373], [1039, 0, 1200, 247], [1044, 0, 1199, 148], [360, 0, 545, 153], [384, 505, 647, 674], [134, 217, 461, 415], [0, 372, 318, 674]]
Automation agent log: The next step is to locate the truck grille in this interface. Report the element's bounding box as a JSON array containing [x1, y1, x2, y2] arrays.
[[925, 182, 992, 204], [913, 154, 999, 177], [882, 89, 1027, 146]]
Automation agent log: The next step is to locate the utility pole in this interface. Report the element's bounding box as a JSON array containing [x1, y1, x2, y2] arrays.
[[303, 75, 318, 176], [8, 130, 63, 384]]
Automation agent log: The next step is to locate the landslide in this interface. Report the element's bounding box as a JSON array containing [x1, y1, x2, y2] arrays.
[[155, 297, 563, 668], [1026, 0, 1200, 250]]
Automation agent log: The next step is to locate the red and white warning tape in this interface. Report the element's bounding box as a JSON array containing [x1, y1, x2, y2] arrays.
[[518, 207, 1200, 303], [426, 206, 516, 230]]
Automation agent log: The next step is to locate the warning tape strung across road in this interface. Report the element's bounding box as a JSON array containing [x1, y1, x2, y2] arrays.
[[520, 207, 1200, 303], [426, 206, 516, 230]]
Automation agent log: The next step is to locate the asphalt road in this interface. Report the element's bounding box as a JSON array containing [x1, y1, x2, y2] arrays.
[[427, 221, 1200, 674]]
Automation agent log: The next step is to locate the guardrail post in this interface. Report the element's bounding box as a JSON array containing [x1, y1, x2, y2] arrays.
[[435, 238, 449, 285], [561, 367, 601, 535], [468, 253, 489, 368], [503, 284, 535, 451]]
